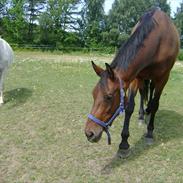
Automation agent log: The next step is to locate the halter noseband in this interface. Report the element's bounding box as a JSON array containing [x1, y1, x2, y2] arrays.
[[88, 79, 125, 145]]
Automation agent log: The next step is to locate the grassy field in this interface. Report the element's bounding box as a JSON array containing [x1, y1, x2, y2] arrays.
[[0, 51, 183, 183]]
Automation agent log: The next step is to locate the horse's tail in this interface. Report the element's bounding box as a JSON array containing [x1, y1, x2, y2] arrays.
[[143, 79, 150, 104]]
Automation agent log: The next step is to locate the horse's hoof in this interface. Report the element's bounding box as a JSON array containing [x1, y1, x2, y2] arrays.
[[145, 137, 154, 145], [116, 148, 131, 159]]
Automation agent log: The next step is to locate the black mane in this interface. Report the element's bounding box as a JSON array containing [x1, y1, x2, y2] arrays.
[[110, 9, 158, 70]]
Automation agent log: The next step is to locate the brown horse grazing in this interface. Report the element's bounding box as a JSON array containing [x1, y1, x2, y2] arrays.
[[85, 8, 180, 158]]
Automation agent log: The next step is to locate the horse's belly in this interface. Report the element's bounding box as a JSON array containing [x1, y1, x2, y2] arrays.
[[0, 39, 13, 70], [137, 69, 151, 79], [0, 53, 13, 70], [0, 59, 10, 70], [137, 61, 173, 80]]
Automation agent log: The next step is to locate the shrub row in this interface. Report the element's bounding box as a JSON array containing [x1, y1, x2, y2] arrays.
[[178, 49, 183, 61]]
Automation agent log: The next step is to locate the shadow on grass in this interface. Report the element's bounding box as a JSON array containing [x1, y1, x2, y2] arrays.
[[4, 88, 33, 107], [102, 110, 183, 173]]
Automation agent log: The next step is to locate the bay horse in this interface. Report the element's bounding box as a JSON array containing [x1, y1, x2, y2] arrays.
[[0, 37, 14, 105], [85, 8, 180, 158]]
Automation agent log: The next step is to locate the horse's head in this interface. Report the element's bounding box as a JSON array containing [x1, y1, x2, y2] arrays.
[[85, 61, 123, 143]]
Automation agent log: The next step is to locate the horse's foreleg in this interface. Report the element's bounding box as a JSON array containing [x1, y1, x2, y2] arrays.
[[0, 70, 5, 105], [145, 93, 160, 144], [0, 91, 3, 105], [117, 79, 138, 158]]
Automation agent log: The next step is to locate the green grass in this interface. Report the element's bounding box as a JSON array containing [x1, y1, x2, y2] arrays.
[[0, 51, 183, 183]]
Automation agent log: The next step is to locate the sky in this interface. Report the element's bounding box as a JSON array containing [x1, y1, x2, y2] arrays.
[[104, 0, 182, 17]]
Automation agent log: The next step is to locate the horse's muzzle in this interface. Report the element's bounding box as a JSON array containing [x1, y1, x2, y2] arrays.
[[85, 130, 102, 143]]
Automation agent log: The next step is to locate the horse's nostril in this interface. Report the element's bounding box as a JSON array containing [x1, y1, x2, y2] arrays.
[[86, 131, 94, 139], [89, 132, 94, 138]]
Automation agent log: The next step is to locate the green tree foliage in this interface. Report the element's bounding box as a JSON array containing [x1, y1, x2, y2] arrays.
[[2, 0, 27, 43], [24, 0, 46, 42], [81, 0, 105, 47], [38, 0, 80, 47], [103, 0, 170, 48], [0, 0, 7, 16], [0, 0, 172, 50], [0, 0, 8, 34], [152, 0, 170, 14], [174, 1, 183, 47]]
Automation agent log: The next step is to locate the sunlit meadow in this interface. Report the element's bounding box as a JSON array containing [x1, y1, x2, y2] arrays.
[[0, 51, 183, 183]]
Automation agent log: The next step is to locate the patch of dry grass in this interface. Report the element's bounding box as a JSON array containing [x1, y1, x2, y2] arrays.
[[14, 50, 113, 64]]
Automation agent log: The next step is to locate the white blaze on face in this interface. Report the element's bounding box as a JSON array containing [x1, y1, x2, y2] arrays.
[[0, 91, 3, 105]]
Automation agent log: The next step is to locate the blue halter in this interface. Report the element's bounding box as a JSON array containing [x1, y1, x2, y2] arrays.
[[88, 79, 125, 145]]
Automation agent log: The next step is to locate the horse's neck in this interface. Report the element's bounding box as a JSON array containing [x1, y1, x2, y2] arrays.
[[115, 51, 153, 88], [116, 66, 139, 88]]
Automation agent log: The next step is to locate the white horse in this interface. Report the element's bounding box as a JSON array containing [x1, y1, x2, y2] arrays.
[[0, 37, 14, 105]]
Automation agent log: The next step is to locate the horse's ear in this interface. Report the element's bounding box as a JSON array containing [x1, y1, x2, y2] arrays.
[[105, 63, 115, 80], [91, 61, 104, 77]]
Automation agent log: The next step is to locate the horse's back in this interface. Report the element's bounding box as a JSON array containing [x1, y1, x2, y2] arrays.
[[153, 10, 180, 64], [136, 9, 180, 81], [0, 38, 13, 70]]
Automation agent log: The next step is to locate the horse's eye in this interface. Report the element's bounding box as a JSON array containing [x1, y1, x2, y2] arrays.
[[104, 94, 113, 101]]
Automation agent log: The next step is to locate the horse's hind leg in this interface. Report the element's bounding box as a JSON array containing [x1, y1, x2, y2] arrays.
[[138, 79, 149, 125], [145, 80, 155, 124], [146, 80, 155, 114], [145, 74, 169, 145], [138, 87, 145, 124]]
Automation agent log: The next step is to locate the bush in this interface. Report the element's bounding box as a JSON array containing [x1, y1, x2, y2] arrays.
[[178, 49, 183, 61]]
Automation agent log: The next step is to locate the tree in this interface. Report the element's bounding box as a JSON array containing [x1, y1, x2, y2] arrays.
[[0, 0, 8, 35], [24, 0, 46, 43], [80, 0, 105, 47], [0, 0, 7, 17], [174, 1, 183, 46], [38, 0, 81, 47], [151, 0, 170, 15], [0, 0, 172, 49], [2, 0, 27, 43], [103, 0, 170, 48]]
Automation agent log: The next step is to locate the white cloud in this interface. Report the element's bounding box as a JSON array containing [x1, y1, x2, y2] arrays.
[[168, 0, 182, 17], [104, 0, 114, 14]]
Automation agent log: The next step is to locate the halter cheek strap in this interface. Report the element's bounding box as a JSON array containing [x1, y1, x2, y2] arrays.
[[88, 79, 125, 145]]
